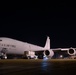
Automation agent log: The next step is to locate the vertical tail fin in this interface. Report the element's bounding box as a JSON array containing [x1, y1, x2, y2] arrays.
[[44, 36, 50, 49]]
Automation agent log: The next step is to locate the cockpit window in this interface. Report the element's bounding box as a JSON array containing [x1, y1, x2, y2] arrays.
[[0, 39, 2, 41]]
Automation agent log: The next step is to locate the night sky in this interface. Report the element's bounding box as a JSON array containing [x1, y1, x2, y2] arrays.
[[0, 1, 76, 48]]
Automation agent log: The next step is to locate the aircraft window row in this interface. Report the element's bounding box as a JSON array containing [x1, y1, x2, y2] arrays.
[[0, 43, 16, 48]]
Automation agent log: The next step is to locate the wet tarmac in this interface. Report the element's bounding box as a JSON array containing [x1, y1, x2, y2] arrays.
[[0, 59, 76, 75]]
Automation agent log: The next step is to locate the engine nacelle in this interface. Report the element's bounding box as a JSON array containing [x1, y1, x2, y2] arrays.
[[67, 48, 76, 55], [24, 51, 37, 59], [44, 49, 54, 58]]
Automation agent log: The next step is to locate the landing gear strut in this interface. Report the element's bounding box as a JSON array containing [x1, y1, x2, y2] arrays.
[[0, 53, 7, 59]]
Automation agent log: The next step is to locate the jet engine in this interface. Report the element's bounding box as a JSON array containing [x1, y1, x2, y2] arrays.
[[43, 49, 54, 58], [67, 48, 76, 55], [24, 51, 37, 59]]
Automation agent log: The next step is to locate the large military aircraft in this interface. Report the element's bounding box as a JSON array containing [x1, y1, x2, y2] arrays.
[[0, 36, 76, 59], [0, 36, 54, 59]]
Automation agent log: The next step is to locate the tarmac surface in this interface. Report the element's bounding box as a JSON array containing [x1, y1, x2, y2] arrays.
[[0, 59, 76, 75]]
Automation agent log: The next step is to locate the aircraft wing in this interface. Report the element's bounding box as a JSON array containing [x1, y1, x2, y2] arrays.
[[51, 47, 76, 58], [51, 48, 70, 51]]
